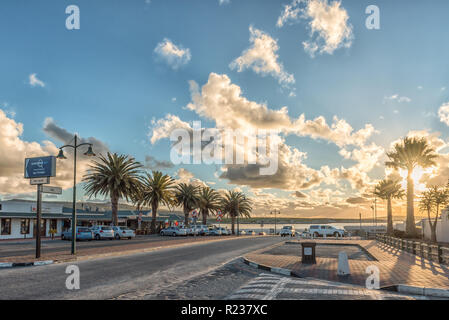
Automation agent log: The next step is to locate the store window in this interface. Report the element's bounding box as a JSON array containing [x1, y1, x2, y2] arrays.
[[1, 218, 11, 235], [21, 219, 30, 234]]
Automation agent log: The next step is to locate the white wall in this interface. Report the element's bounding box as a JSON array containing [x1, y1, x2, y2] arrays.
[[422, 208, 449, 243]]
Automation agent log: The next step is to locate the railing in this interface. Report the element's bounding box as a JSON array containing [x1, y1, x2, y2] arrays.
[[376, 234, 447, 265]]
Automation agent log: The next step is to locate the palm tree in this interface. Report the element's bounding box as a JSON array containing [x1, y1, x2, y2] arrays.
[[83, 153, 144, 226], [374, 179, 404, 235], [137, 171, 176, 234], [174, 183, 200, 226], [221, 190, 252, 235], [198, 187, 222, 225], [385, 137, 438, 237]]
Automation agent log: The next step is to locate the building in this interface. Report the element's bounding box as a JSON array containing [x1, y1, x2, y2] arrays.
[[0, 199, 184, 240]]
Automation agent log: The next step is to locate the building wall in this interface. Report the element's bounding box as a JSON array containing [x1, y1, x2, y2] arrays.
[[422, 209, 449, 243]]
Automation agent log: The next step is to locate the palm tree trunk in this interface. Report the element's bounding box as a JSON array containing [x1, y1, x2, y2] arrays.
[[406, 172, 417, 237], [111, 194, 119, 226], [150, 201, 158, 234], [184, 207, 189, 227], [202, 209, 208, 225], [231, 215, 235, 235], [430, 223, 437, 243], [387, 197, 393, 235]]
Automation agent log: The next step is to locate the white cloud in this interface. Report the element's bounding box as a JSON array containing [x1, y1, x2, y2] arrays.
[[154, 38, 191, 69], [277, 0, 353, 57], [29, 73, 45, 87], [219, 0, 230, 5], [230, 26, 295, 87], [384, 94, 411, 103], [438, 102, 449, 126]]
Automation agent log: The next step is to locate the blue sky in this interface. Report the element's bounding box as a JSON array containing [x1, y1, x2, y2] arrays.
[[1, 0, 449, 218]]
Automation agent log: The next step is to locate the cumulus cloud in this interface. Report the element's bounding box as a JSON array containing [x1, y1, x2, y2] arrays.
[[150, 114, 192, 144], [219, 0, 230, 5], [29, 73, 45, 87], [230, 26, 295, 87], [277, 0, 353, 57], [154, 38, 191, 69], [0, 110, 108, 195], [438, 102, 449, 126]]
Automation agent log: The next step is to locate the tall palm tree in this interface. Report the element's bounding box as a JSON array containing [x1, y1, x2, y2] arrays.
[[385, 137, 438, 237], [198, 187, 222, 225], [83, 153, 144, 226], [137, 171, 176, 234], [174, 183, 200, 226], [374, 179, 404, 235], [221, 190, 252, 235]]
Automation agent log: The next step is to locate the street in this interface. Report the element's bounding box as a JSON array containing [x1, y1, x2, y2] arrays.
[[0, 236, 283, 299]]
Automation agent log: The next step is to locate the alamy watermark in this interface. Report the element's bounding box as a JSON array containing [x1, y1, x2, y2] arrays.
[[169, 121, 280, 176]]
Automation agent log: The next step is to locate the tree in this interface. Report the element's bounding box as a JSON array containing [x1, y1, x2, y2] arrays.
[[137, 171, 176, 234], [374, 179, 404, 235], [385, 137, 438, 237], [420, 186, 449, 243], [174, 183, 200, 227], [83, 153, 143, 226], [221, 190, 252, 235], [198, 187, 222, 225]]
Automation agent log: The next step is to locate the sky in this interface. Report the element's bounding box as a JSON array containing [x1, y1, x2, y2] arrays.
[[0, 0, 449, 219]]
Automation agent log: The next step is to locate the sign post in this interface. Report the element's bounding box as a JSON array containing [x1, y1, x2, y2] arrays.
[[24, 156, 56, 259]]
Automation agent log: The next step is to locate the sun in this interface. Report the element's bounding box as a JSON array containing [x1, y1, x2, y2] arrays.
[[398, 166, 434, 192]]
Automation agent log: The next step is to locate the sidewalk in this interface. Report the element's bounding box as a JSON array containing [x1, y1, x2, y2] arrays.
[[244, 239, 449, 289], [0, 235, 250, 265]]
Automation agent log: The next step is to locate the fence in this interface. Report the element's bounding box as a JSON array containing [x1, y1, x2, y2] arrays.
[[376, 234, 449, 265]]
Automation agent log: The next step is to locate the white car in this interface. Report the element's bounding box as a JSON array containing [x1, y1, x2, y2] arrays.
[[239, 230, 247, 235], [112, 226, 135, 240], [90, 226, 115, 240], [160, 227, 187, 237], [309, 225, 345, 237], [280, 226, 296, 237]]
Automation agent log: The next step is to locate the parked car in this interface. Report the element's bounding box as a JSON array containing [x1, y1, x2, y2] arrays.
[[90, 225, 115, 240], [61, 227, 93, 241], [112, 226, 135, 240], [160, 226, 188, 237], [259, 232, 267, 235], [247, 230, 256, 236], [239, 230, 247, 235], [209, 227, 230, 236], [280, 226, 296, 237], [309, 225, 345, 237]]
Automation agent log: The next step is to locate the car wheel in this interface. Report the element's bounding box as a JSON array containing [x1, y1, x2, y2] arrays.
[[115, 234, 120, 240], [95, 234, 100, 240], [172, 232, 177, 237], [61, 234, 65, 240], [313, 232, 320, 238], [333, 232, 339, 237]]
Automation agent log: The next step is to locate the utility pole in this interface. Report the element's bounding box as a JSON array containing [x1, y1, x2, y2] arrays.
[[270, 209, 280, 235]]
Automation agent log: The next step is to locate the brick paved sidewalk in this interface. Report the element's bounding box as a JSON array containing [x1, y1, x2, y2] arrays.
[[0, 236, 247, 264], [244, 239, 449, 289]]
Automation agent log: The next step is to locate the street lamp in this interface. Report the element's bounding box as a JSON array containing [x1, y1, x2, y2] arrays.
[[270, 209, 280, 235], [57, 134, 95, 255]]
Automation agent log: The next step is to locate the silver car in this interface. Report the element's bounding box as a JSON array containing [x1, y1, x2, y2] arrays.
[[160, 227, 187, 237], [112, 226, 135, 240], [90, 226, 115, 240]]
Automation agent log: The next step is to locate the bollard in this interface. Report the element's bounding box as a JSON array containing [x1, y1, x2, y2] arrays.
[[337, 251, 351, 276]]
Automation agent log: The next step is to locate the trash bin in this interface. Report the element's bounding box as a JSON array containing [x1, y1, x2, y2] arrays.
[[301, 242, 316, 264]]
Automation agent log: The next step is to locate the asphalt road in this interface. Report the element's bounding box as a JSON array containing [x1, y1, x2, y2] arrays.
[[0, 235, 223, 258], [0, 236, 283, 299]]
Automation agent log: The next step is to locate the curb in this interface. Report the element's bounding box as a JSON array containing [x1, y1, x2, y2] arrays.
[[382, 284, 449, 298], [0, 260, 53, 268], [243, 257, 300, 278]]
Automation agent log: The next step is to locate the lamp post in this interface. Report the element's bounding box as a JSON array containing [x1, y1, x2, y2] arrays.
[[56, 134, 95, 255], [270, 209, 280, 235]]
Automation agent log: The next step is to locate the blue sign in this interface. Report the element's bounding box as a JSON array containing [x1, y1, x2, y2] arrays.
[[24, 156, 56, 178]]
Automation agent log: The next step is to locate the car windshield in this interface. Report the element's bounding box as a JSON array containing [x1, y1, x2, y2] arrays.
[[101, 227, 112, 230], [77, 228, 90, 232]]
